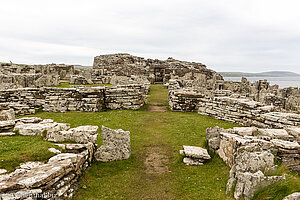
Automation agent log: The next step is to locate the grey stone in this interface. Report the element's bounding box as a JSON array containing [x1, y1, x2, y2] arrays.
[[283, 192, 300, 200], [94, 126, 131, 162], [182, 145, 211, 160]]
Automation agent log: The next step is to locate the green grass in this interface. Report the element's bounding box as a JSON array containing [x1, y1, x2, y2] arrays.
[[147, 84, 169, 106], [0, 84, 298, 199], [21, 85, 237, 200], [0, 136, 56, 172], [54, 82, 112, 88], [252, 165, 300, 200]]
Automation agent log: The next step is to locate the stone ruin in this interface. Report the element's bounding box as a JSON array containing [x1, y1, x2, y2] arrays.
[[206, 126, 300, 200], [92, 53, 222, 84], [0, 117, 131, 199], [1, 53, 299, 199]]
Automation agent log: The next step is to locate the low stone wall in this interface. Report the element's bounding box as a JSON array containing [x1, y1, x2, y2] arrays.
[[197, 96, 300, 128], [105, 84, 147, 110], [206, 126, 300, 200], [0, 143, 95, 200], [168, 89, 300, 129], [0, 117, 132, 199], [0, 85, 147, 114]]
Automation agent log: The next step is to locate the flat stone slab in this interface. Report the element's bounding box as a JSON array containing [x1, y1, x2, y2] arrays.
[[271, 139, 300, 150], [0, 169, 7, 174], [182, 145, 211, 160], [0, 132, 15, 136], [233, 127, 258, 136], [258, 129, 292, 140], [183, 157, 204, 166]]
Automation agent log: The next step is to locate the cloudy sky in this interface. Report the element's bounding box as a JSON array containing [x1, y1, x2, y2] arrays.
[[1, 0, 300, 73]]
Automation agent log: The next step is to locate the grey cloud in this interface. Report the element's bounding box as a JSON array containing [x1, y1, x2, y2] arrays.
[[0, 0, 300, 73]]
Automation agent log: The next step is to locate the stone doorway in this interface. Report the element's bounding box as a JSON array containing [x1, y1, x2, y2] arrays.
[[154, 68, 164, 83]]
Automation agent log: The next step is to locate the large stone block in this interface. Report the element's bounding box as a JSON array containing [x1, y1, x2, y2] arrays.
[[94, 126, 131, 162]]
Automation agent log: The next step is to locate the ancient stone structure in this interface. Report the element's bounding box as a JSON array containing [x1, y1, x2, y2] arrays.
[[206, 126, 300, 199], [179, 145, 211, 165], [0, 62, 77, 89], [95, 126, 131, 162], [0, 85, 147, 115], [168, 87, 300, 128], [93, 53, 222, 84], [0, 116, 133, 199], [0, 143, 95, 200]]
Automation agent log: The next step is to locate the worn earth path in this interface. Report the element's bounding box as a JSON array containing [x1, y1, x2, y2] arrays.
[[32, 85, 236, 200]]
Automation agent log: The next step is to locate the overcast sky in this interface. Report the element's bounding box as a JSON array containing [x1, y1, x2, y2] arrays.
[[1, 0, 300, 73]]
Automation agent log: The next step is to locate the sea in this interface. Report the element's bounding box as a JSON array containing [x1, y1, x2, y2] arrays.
[[223, 76, 300, 89]]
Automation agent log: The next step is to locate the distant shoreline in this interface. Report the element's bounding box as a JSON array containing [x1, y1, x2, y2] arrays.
[[223, 76, 300, 88]]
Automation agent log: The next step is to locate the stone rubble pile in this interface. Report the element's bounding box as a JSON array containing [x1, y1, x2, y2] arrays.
[[95, 126, 131, 162], [206, 126, 300, 200], [179, 145, 211, 165]]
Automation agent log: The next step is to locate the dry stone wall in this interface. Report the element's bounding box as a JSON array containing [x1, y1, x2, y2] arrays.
[[93, 53, 222, 84], [0, 143, 95, 200], [0, 85, 147, 114], [206, 126, 300, 200], [0, 117, 132, 199], [168, 88, 300, 129]]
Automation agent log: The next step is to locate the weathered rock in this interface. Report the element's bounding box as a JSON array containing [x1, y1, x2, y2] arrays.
[[283, 192, 300, 200], [48, 148, 62, 154], [286, 127, 300, 143], [46, 125, 98, 144], [0, 169, 7, 175], [271, 139, 300, 150], [14, 121, 70, 136], [258, 129, 293, 141], [15, 117, 43, 124], [0, 132, 15, 136], [234, 171, 285, 200], [182, 146, 211, 160], [0, 108, 15, 121], [206, 126, 223, 152], [0, 142, 94, 199], [0, 120, 15, 132], [233, 127, 258, 136], [94, 126, 131, 162], [182, 157, 204, 166]]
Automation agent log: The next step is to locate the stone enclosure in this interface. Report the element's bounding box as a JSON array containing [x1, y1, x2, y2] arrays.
[[0, 53, 299, 199]]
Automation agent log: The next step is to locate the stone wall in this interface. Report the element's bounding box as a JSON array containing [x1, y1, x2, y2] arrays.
[[0, 63, 76, 89], [0, 117, 132, 199], [105, 84, 147, 110], [168, 88, 300, 128], [223, 77, 300, 112], [93, 53, 222, 84], [0, 144, 94, 200], [206, 126, 300, 200], [0, 85, 147, 114]]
